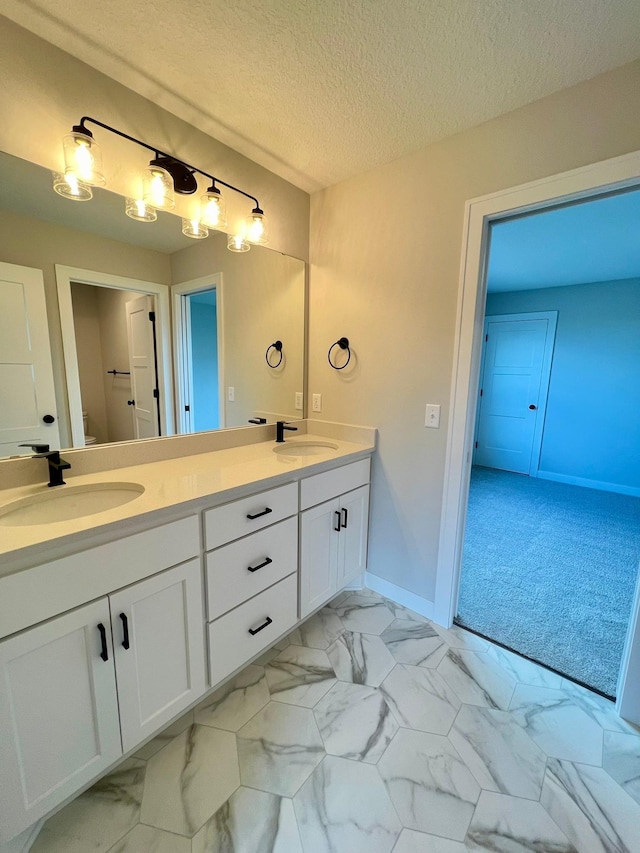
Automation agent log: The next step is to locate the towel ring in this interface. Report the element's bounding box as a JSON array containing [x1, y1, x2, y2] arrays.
[[328, 337, 351, 370], [266, 340, 283, 368]]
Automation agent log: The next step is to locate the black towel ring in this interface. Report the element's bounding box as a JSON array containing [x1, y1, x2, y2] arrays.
[[266, 340, 283, 368], [328, 337, 351, 370]]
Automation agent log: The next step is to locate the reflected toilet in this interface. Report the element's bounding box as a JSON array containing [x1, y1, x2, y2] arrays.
[[82, 411, 97, 446]]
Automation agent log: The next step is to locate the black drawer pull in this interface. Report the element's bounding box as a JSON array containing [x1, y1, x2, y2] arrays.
[[97, 623, 109, 661], [342, 507, 348, 528], [120, 613, 130, 649], [248, 557, 273, 573], [246, 507, 273, 520], [249, 616, 273, 636], [334, 510, 341, 532]]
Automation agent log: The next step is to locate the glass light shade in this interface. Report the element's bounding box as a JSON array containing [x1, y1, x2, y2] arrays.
[[182, 218, 209, 239], [200, 189, 227, 228], [227, 233, 250, 253], [62, 130, 105, 186], [125, 198, 157, 222], [52, 171, 93, 201], [142, 165, 175, 210], [245, 209, 269, 244]]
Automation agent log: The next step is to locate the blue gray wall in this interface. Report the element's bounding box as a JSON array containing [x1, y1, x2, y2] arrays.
[[486, 278, 640, 495], [190, 298, 219, 432]]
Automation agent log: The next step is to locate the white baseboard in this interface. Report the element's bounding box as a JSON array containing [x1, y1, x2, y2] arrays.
[[364, 572, 435, 621], [537, 470, 640, 498]]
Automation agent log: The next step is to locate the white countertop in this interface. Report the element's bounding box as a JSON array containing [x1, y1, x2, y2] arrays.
[[0, 430, 375, 571]]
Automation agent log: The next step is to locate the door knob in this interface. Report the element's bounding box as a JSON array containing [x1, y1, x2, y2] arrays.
[[528, 404, 537, 410], [127, 399, 135, 406], [42, 414, 56, 423]]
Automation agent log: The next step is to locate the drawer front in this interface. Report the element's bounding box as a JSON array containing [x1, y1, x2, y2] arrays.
[[0, 515, 200, 641], [208, 573, 297, 685], [206, 516, 298, 619], [204, 483, 298, 549], [300, 458, 371, 510]]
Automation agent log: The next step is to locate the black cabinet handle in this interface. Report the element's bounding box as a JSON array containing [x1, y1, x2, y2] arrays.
[[342, 507, 349, 528], [120, 613, 130, 649], [97, 623, 108, 661], [248, 557, 273, 573], [248, 616, 273, 636], [246, 507, 273, 520], [528, 404, 537, 410], [127, 399, 135, 406], [43, 414, 56, 424], [334, 510, 342, 532]]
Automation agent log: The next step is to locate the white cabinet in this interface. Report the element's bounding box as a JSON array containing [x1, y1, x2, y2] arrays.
[[299, 459, 371, 619], [0, 560, 205, 842], [0, 598, 122, 842], [111, 559, 206, 752], [204, 484, 299, 684]]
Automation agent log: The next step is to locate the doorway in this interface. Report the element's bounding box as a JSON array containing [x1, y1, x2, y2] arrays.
[[172, 274, 224, 434], [56, 265, 173, 447], [435, 149, 640, 722]]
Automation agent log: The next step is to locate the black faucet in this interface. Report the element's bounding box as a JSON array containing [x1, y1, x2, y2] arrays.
[[275, 421, 298, 443], [19, 444, 72, 487]]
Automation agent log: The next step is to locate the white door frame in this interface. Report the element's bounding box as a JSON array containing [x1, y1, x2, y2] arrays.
[[475, 311, 557, 476], [171, 273, 225, 433], [433, 148, 640, 718], [55, 265, 173, 447]]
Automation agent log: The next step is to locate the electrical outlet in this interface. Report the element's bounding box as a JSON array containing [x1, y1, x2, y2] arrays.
[[312, 393, 322, 412], [227, 386, 235, 402], [425, 403, 440, 428], [295, 391, 303, 410]]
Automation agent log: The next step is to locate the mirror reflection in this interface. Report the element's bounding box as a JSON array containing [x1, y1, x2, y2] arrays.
[[0, 152, 306, 457]]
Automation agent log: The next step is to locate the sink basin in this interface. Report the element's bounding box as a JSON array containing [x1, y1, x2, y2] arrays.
[[0, 482, 145, 526], [273, 440, 339, 457]]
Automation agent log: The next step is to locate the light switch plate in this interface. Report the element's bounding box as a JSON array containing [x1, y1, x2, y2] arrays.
[[227, 386, 235, 402], [425, 403, 440, 428], [295, 392, 303, 410], [312, 393, 322, 412]]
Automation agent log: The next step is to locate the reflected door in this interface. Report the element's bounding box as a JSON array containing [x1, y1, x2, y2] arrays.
[[125, 295, 160, 439], [0, 261, 61, 456]]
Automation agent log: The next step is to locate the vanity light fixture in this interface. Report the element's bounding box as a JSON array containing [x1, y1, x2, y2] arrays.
[[200, 183, 227, 229], [52, 171, 93, 201], [125, 198, 157, 222], [245, 206, 269, 244], [62, 125, 105, 186], [227, 233, 250, 252], [54, 117, 268, 250], [182, 217, 209, 239]]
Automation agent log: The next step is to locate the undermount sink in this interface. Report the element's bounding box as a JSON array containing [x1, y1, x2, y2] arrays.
[[0, 482, 145, 527], [273, 440, 339, 457]]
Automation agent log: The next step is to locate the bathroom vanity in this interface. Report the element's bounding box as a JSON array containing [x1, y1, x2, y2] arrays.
[[0, 422, 374, 843]]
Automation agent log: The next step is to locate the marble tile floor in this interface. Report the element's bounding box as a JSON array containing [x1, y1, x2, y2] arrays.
[[31, 590, 640, 853]]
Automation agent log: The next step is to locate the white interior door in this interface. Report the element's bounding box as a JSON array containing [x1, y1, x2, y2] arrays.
[[474, 312, 556, 474], [126, 295, 160, 439], [0, 261, 61, 456]]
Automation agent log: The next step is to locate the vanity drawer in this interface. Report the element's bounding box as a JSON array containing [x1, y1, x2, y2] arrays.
[[300, 458, 370, 510], [206, 516, 298, 619], [204, 482, 298, 549], [208, 573, 297, 685]]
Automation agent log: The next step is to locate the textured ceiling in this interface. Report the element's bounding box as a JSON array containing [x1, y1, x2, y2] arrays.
[[2, 0, 640, 191]]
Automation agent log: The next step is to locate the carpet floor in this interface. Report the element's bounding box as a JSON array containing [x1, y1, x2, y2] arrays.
[[456, 466, 640, 698]]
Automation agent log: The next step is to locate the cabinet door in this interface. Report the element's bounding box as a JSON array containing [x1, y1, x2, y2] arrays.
[[300, 497, 340, 618], [0, 599, 121, 843], [110, 559, 206, 753], [338, 485, 370, 588]]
